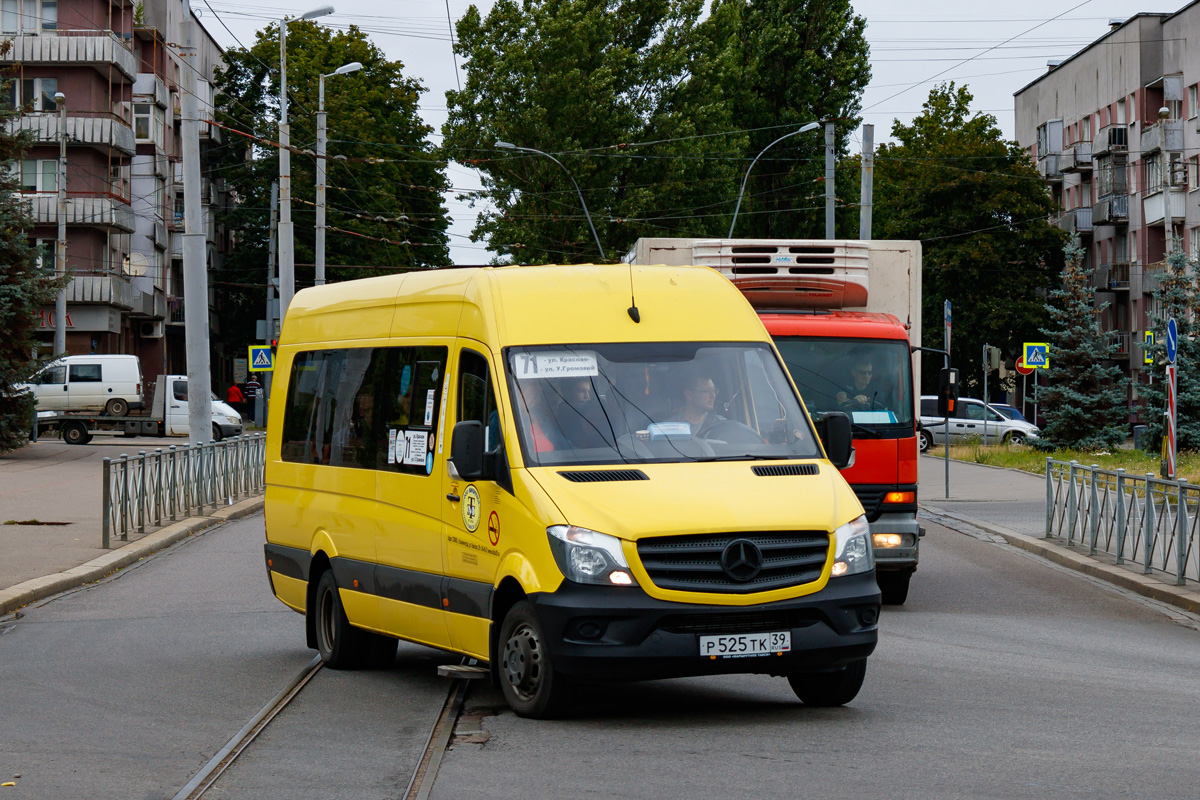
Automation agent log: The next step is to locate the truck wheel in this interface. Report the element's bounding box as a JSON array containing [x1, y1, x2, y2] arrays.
[[62, 422, 92, 446], [104, 398, 129, 417], [787, 659, 867, 707], [498, 600, 570, 718], [918, 429, 934, 453], [877, 570, 911, 605]]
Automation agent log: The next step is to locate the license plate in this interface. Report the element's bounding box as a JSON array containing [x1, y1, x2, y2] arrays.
[[699, 631, 791, 658]]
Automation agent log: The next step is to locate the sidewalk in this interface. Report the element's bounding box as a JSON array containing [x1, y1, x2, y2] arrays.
[[0, 437, 263, 615], [919, 454, 1200, 614]]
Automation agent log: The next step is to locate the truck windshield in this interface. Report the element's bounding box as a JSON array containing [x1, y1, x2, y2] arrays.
[[504, 342, 822, 467], [774, 337, 914, 430]]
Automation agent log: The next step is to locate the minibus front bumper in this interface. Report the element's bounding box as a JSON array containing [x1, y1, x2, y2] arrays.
[[529, 572, 880, 682]]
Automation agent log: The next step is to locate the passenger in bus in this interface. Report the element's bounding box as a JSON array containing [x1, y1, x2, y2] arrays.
[[517, 378, 569, 452], [556, 377, 613, 449]]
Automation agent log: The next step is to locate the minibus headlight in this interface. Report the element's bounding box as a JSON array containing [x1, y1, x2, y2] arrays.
[[831, 515, 873, 577], [547, 525, 636, 587]]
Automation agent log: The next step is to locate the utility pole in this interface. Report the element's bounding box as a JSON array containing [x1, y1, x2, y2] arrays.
[[859, 123, 873, 241], [54, 92, 67, 355], [316, 61, 362, 287], [277, 17, 294, 316], [825, 121, 835, 239], [264, 180, 278, 413], [182, 0, 212, 444]]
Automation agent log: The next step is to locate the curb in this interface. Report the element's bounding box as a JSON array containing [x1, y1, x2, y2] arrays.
[[923, 503, 1200, 616], [0, 497, 264, 617]]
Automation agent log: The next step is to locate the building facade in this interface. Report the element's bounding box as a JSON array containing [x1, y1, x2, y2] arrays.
[[3, 0, 230, 384], [1014, 7, 1200, 423]]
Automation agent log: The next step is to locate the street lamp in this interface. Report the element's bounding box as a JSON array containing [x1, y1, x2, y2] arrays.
[[315, 61, 362, 287], [279, 5, 335, 316], [54, 91, 66, 355], [728, 121, 820, 238], [495, 140, 605, 261]]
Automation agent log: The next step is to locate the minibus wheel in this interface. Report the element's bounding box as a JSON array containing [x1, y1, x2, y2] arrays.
[[498, 601, 570, 718], [787, 659, 867, 707], [313, 570, 397, 670]]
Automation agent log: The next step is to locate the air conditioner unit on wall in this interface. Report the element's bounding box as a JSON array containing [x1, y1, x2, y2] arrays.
[[140, 320, 164, 339]]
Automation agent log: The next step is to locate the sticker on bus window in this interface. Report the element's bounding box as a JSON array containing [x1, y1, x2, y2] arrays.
[[852, 410, 897, 424], [388, 429, 397, 464], [646, 422, 692, 440], [424, 389, 435, 426], [404, 430, 429, 466], [514, 352, 599, 378]]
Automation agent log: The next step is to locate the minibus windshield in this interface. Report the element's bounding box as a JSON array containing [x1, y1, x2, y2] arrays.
[[505, 342, 822, 467]]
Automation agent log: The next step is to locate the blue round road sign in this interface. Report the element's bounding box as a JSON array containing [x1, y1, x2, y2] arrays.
[[1168, 318, 1179, 364]]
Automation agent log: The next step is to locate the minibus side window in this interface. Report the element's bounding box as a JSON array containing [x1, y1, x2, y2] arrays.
[[281, 346, 447, 475], [68, 363, 102, 382], [458, 350, 501, 454]]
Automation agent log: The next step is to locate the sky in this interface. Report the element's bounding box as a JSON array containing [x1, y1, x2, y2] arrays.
[[194, 0, 1163, 263]]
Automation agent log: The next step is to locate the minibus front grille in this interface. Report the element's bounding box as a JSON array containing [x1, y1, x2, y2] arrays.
[[751, 464, 819, 477], [636, 531, 829, 594], [557, 469, 650, 483]]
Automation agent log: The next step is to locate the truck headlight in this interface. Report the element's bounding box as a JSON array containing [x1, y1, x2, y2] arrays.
[[831, 515, 874, 577], [547, 525, 636, 587]]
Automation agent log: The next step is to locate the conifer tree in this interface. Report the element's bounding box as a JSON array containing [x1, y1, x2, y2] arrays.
[[1139, 244, 1200, 451], [0, 75, 61, 453], [1038, 238, 1129, 450]]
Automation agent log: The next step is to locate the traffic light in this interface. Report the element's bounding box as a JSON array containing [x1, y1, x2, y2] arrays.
[[937, 367, 960, 417], [985, 346, 1001, 371]]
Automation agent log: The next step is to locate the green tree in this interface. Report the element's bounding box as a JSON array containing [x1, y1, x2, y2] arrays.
[[1038, 239, 1128, 450], [872, 84, 1066, 393], [1139, 245, 1200, 452], [441, 0, 870, 263], [213, 23, 451, 345], [0, 78, 61, 452]]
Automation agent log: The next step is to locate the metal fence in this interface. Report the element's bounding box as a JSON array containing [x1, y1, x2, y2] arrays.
[[101, 433, 266, 549], [1045, 458, 1198, 585]]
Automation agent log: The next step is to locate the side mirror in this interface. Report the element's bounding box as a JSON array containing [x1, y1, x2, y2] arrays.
[[818, 411, 854, 470], [450, 420, 485, 480]]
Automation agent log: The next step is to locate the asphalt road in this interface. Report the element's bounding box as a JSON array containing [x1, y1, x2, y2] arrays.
[[3, 512, 1200, 799]]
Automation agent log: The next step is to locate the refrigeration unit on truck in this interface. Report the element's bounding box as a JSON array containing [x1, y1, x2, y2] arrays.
[[626, 238, 923, 604]]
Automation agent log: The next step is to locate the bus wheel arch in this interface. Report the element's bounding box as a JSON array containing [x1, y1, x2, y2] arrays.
[[489, 577, 527, 685], [305, 552, 333, 650]]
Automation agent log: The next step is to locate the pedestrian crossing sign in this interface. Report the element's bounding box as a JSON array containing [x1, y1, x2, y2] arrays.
[[249, 345, 275, 372], [1144, 331, 1155, 365], [1023, 342, 1049, 369]]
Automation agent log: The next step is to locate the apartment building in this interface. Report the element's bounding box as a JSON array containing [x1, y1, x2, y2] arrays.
[[3, 0, 230, 382], [1014, 7, 1200, 423]]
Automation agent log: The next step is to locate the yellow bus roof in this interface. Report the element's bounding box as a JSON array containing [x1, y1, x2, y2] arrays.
[[280, 264, 766, 347]]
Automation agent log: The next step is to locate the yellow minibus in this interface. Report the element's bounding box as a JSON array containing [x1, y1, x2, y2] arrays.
[[263, 264, 879, 717]]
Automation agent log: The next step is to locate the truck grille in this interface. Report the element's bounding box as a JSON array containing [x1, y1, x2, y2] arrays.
[[852, 486, 888, 520], [636, 531, 829, 594]]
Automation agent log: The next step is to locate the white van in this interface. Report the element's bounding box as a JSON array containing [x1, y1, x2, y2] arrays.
[[24, 355, 143, 416]]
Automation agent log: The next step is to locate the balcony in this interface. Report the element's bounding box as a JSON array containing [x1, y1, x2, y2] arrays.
[[132, 74, 169, 109], [0, 31, 137, 81], [1061, 141, 1092, 172], [63, 272, 137, 311], [1102, 261, 1131, 290], [1143, 187, 1185, 225], [1106, 331, 1132, 359], [1143, 264, 1166, 294], [1093, 193, 1129, 225], [1094, 125, 1128, 156], [1037, 153, 1062, 182], [8, 112, 135, 156], [1059, 207, 1093, 236], [1141, 119, 1184, 154], [22, 193, 135, 232]]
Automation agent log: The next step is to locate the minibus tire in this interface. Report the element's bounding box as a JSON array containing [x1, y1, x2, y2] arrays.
[[787, 659, 867, 707], [314, 570, 369, 669], [498, 601, 570, 719]]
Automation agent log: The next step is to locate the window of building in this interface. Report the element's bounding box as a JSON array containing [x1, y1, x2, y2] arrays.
[[133, 103, 165, 146], [1116, 100, 1126, 125], [2, 0, 55, 33], [1190, 156, 1199, 191], [1190, 86, 1199, 119], [20, 159, 56, 192], [1145, 154, 1164, 195], [16, 77, 57, 111], [34, 237, 52, 271], [1192, 228, 1200, 262], [1169, 99, 1183, 120], [1131, 230, 1139, 263]]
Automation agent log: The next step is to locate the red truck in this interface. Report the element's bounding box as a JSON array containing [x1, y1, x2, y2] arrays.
[[627, 238, 923, 604]]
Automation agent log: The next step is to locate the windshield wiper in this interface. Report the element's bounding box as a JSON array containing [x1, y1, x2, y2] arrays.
[[692, 454, 795, 462], [851, 424, 883, 438]]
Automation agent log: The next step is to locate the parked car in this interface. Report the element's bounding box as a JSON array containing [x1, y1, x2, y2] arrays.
[[19, 355, 143, 417], [990, 403, 1029, 423], [918, 396, 1040, 452]]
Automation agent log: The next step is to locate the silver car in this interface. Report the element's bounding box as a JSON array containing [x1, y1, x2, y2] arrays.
[[918, 396, 1040, 452]]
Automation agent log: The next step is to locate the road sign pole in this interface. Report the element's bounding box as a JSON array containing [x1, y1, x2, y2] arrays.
[[1167, 364, 1177, 480], [983, 344, 989, 444], [944, 301, 951, 499]]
